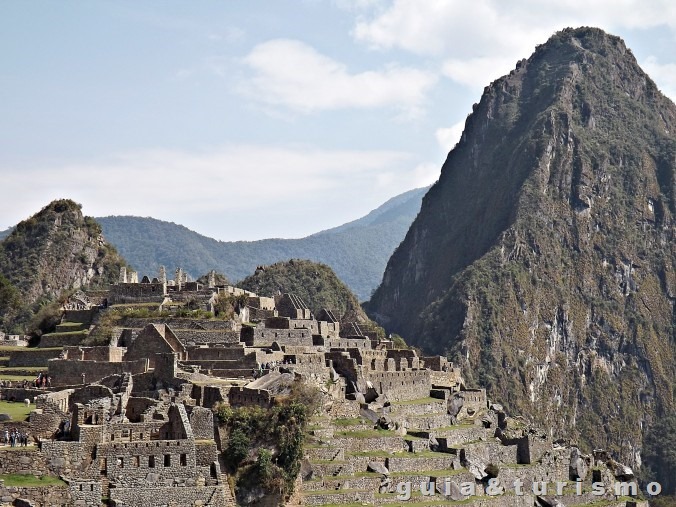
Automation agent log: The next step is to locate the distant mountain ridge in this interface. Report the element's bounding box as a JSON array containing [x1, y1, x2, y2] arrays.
[[97, 186, 428, 300]]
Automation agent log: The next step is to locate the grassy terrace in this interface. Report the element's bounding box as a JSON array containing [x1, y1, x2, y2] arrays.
[[304, 472, 380, 482], [334, 428, 401, 438], [41, 330, 87, 337], [0, 346, 28, 353], [56, 321, 83, 328], [332, 417, 368, 427], [0, 400, 34, 421], [0, 474, 65, 487], [0, 367, 43, 373], [0, 374, 39, 381]]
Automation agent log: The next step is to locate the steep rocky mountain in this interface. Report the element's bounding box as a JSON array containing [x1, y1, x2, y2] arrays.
[[238, 259, 370, 325], [96, 186, 428, 301], [365, 27, 676, 465], [0, 199, 127, 331]]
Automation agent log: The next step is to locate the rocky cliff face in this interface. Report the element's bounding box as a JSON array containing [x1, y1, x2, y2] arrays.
[[365, 27, 676, 466], [0, 199, 126, 329]]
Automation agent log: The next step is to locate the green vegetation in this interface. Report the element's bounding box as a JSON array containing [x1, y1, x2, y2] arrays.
[[213, 293, 248, 320], [238, 259, 369, 324], [0, 474, 65, 487], [215, 381, 322, 501], [0, 199, 127, 334], [0, 400, 34, 421]]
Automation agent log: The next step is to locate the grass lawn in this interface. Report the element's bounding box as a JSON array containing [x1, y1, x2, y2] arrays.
[[0, 346, 28, 353], [0, 374, 38, 382], [0, 400, 34, 421], [0, 474, 66, 487]]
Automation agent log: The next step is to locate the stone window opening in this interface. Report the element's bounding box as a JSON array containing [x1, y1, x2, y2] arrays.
[[133, 456, 140, 467], [79, 484, 83, 491], [91, 484, 95, 491], [180, 454, 187, 466], [164, 454, 171, 466]]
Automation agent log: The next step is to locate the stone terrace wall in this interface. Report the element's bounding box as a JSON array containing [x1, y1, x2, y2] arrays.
[[110, 485, 227, 507], [174, 329, 241, 345], [69, 480, 102, 506], [0, 449, 51, 476], [9, 349, 62, 367], [228, 387, 271, 408], [0, 481, 72, 507], [98, 440, 198, 483], [189, 406, 214, 440], [191, 385, 230, 409], [186, 346, 252, 361], [48, 359, 148, 386], [367, 370, 431, 402], [247, 328, 314, 347], [39, 332, 87, 348]]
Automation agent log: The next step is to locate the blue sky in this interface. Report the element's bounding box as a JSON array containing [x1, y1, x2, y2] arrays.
[[2, 1, 676, 240]]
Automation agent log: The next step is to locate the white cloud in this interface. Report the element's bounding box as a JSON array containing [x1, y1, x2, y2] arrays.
[[352, 0, 676, 90], [435, 120, 466, 153], [411, 162, 441, 187], [642, 56, 676, 102], [441, 56, 519, 90], [0, 145, 431, 241], [239, 39, 437, 115]]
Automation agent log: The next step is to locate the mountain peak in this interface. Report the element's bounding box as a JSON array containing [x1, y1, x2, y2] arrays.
[[0, 199, 127, 332], [365, 27, 676, 465]]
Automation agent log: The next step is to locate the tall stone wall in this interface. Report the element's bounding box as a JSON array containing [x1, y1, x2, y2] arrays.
[[247, 328, 314, 347], [8, 349, 62, 367], [48, 359, 148, 386], [110, 485, 227, 507], [174, 329, 241, 345], [98, 440, 201, 486], [0, 481, 72, 506], [366, 370, 431, 402], [109, 282, 166, 304]]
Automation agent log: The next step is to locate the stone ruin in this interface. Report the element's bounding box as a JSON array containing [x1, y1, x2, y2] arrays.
[[0, 270, 646, 507]]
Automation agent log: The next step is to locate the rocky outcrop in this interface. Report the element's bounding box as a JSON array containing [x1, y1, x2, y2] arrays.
[[365, 27, 676, 465], [0, 199, 127, 330]]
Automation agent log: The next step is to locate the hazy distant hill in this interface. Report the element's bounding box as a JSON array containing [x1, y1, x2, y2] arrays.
[[97, 187, 428, 300], [0, 228, 12, 241]]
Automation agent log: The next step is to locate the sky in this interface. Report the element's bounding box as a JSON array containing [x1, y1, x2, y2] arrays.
[[2, 1, 676, 241]]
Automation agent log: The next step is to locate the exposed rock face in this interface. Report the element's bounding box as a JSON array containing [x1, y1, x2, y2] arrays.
[[0, 199, 126, 327], [365, 27, 676, 465]]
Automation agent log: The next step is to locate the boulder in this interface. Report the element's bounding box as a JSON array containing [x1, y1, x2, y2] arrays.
[[447, 394, 464, 417], [536, 496, 564, 507], [377, 415, 395, 430], [367, 462, 389, 475], [569, 447, 588, 481], [0, 413, 10, 422], [467, 461, 488, 481], [379, 476, 392, 493]]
